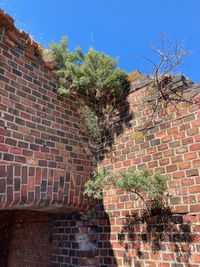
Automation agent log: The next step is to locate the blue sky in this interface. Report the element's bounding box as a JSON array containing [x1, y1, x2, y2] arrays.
[[1, 0, 200, 81]]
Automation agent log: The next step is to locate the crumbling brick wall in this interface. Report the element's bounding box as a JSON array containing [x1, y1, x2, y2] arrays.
[[52, 212, 99, 267]]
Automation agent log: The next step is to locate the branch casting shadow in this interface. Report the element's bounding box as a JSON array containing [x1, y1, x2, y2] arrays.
[[118, 207, 197, 266]]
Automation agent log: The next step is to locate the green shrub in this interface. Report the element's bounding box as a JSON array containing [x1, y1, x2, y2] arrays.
[[49, 37, 129, 139], [84, 105, 101, 140], [84, 168, 115, 199], [84, 168, 168, 210], [116, 169, 168, 209]]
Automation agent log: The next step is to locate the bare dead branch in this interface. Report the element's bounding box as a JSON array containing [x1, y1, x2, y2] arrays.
[[140, 35, 199, 129]]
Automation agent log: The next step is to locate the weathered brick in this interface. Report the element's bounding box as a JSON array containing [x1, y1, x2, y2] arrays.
[[190, 143, 200, 151], [3, 153, 14, 161], [0, 10, 200, 267]]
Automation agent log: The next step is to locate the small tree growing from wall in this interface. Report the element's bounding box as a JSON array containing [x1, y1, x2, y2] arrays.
[[49, 37, 130, 140], [84, 168, 168, 214], [48, 36, 198, 216]]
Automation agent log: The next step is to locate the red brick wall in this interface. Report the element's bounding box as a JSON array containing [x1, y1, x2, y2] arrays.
[[1, 9, 200, 267], [0, 211, 52, 267], [97, 80, 200, 267], [51, 212, 98, 267], [0, 9, 95, 212], [0, 210, 100, 267]]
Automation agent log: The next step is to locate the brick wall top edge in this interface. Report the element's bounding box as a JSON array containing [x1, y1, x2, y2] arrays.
[[130, 77, 200, 94], [1, 9, 199, 89], [0, 8, 54, 70], [0, 9, 145, 90]]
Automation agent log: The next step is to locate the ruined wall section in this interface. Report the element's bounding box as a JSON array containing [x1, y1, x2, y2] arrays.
[[0, 9, 95, 212], [0, 9, 200, 267]]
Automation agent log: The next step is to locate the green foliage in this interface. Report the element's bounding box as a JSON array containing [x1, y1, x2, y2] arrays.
[[84, 105, 101, 139], [50, 36, 128, 99], [116, 169, 168, 208], [49, 36, 70, 69], [84, 168, 115, 199], [106, 211, 115, 219], [84, 169, 168, 210], [84, 168, 108, 199], [49, 37, 129, 139]]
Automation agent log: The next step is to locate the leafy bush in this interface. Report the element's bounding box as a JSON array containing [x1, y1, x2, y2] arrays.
[[84, 168, 168, 211], [116, 169, 168, 209], [84, 105, 101, 140], [84, 168, 115, 199]]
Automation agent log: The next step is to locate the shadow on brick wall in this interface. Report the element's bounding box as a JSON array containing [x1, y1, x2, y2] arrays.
[[0, 210, 53, 267], [118, 207, 196, 266], [96, 202, 114, 267], [96, 90, 133, 162]]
